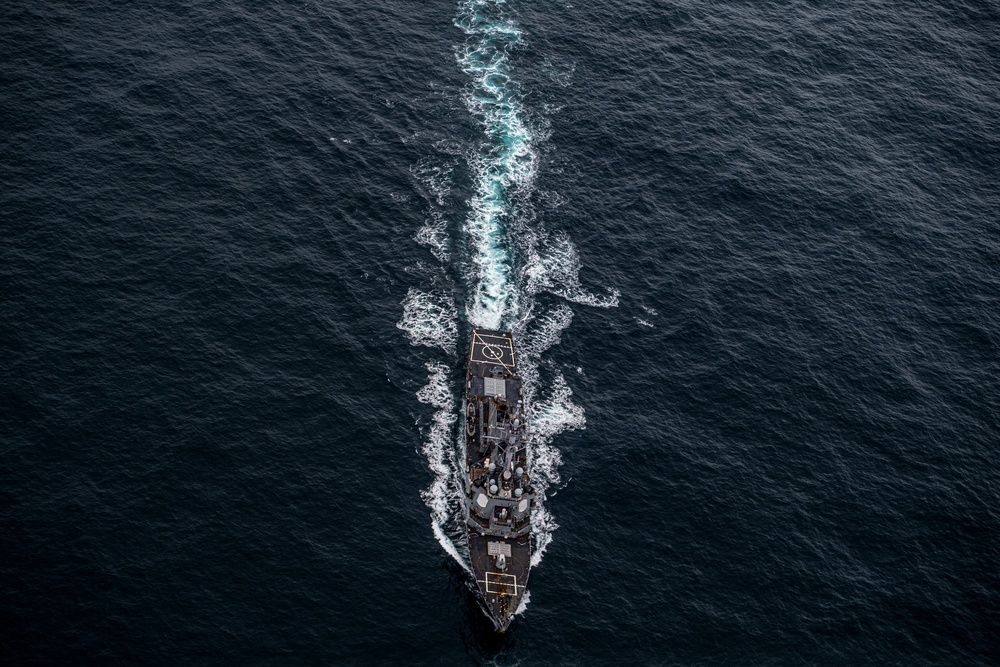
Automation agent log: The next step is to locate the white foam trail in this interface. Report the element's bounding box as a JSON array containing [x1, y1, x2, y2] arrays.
[[456, 0, 536, 329], [416, 362, 471, 574], [397, 288, 458, 352]]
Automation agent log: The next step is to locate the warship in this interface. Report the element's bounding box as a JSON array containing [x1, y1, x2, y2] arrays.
[[463, 328, 533, 631]]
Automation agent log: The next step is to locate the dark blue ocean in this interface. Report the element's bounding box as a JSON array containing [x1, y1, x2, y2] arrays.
[[3, 0, 999, 664]]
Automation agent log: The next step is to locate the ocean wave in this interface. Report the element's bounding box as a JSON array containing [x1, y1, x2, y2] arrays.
[[521, 231, 620, 309], [411, 158, 455, 262]]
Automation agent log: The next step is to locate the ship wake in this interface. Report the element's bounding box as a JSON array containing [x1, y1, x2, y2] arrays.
[[398, 0, 618, 614]]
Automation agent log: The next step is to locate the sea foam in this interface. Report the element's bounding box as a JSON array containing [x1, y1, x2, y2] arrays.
[[397, 288, 458, 352]]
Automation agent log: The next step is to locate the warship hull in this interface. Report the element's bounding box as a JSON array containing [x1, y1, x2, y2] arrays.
[[463, 329, 533, 630]]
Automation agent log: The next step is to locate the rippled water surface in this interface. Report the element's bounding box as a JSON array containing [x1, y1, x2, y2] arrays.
[[3, 0, 999, 664]]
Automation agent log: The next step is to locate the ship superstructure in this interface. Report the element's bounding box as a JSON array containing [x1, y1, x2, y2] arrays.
[[464, 328, 533, 630]]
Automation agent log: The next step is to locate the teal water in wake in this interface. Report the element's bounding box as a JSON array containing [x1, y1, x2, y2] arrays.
[[456, 0, 535, 330]]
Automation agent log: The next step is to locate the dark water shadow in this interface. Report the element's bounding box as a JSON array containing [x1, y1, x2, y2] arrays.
[[443, 559, 522, 664]]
